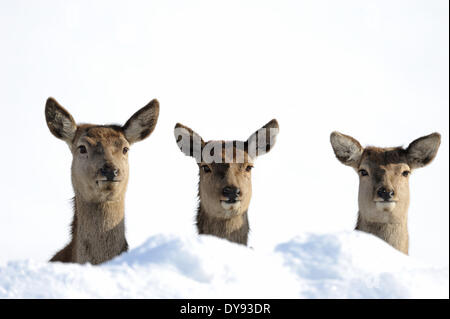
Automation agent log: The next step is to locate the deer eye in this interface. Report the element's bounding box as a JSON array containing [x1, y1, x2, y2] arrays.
[[246, 165, 254, 172], [201, 165, 211, 173], [78, 145, 87, 154], [402, 170, 410, 177], [359, 169, 369, 177], [123, 147, 129, 155]]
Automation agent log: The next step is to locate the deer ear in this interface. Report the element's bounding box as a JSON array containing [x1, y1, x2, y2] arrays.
[[330, 131, 363, 168], [45, 97, 77, 144], [245, 119, 279, 158], [406, 133, 441, 169], [123, 99, 160, 144], [174, 123, 205, 160]]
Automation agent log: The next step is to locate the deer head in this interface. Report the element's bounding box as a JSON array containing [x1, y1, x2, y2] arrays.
[[330, 132, 441, 224], [174, 120, 279, 220], [45, 97, 159, 203]]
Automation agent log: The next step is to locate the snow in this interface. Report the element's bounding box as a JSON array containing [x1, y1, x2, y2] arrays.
[[0, 231, 447, 299]]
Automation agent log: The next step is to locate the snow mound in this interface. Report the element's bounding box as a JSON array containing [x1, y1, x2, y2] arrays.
[[276, 232, 448, 298], [0, 231, 448, 298]]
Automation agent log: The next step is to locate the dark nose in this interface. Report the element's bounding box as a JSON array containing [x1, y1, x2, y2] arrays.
[[377, 187, 394, 201], [222, 186, 240, 200], [100, 164, 119, 181]]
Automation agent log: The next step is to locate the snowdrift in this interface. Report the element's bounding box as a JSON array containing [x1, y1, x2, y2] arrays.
[[0, 231, 448, 298]]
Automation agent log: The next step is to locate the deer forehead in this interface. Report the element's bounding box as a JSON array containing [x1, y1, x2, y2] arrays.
[[73, 125, 129, 149], [204, 163, 249, 175], [359, 147, 410, 177], [203, 140, 254, 164]]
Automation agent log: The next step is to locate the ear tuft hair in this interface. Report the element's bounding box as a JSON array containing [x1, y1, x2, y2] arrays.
[[45, 97, 77, 144], [245, 119, 279, 158], [174, 123, 205, 161], [330, 131, 364, 168], [123, 99, 160, 144], [406, 132, 441, 169]]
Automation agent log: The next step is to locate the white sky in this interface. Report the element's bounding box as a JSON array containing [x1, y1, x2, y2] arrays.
[[0, 0, 448, 266]]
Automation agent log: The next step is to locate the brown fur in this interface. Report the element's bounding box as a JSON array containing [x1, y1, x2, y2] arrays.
[[174, 120, 279, 246], [197, 207, 250, 245], [330, 132, 441, 254], [46, 97, 159, 264]]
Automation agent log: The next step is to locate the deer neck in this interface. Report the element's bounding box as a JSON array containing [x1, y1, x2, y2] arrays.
[[196, 203, 249, 246], [72, 195, 128, 264], [355, 213, 409, 254]]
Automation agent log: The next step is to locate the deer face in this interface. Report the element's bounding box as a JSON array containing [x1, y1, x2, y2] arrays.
[[198, 144, 254, 219], [45, 97, 159, 203], [175, 120, 279, 219], [357, 149, 412, 223], [70, 126, 131, 202], [330, 132, 441, 224]]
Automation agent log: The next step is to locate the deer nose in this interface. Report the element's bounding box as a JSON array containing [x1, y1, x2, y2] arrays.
[[100, 164, 119, 181], [222, 186, 240, 200], [377, 187, 394, 201]]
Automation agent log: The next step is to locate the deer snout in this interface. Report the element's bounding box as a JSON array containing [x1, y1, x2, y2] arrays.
[[222, 186, 241, 203], [377, 187, 395, 202], [99, 163, 119, 181]]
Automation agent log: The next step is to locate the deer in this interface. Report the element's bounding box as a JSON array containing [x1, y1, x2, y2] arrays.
[[173, 120, 279, 246], [45, 97, 159, 264], [330, 131, 441, 254]]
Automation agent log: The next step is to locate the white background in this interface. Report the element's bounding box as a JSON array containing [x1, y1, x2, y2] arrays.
[[0, 0, 448, 266]]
